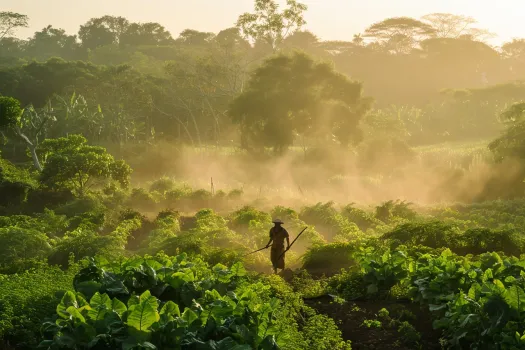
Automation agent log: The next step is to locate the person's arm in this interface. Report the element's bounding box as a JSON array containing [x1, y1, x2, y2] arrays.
[[266, 230, 273, 248], [285, 230, 290, 249]]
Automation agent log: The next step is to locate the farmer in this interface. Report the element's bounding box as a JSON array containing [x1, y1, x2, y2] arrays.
[[265, 219, 290, 274]]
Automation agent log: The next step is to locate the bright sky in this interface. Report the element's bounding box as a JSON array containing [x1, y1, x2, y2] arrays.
[[3, 0, 525, 45]]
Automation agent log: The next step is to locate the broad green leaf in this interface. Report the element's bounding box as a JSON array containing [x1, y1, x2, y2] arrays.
[[259, 335, 279, 350], [468, 283, 481, 300], [168, 271, 194, 289], [235, 324, 255, 344], [112, 298, 127, 316], [90, 292, 112, 309], [88, 306, 107, 321], [230, 262, 247, 277], [66, 306, 86, 325], [483, 269, 494, 281], [505, 285, 525, 312], [440, 249, 452, 258], [493, 279, 506, 294], [160, 301, 180, 317], [139, 290, 159, 310], [57, 291, 78, 319], [128, 295, 140, 308], [205, 289, 222, 302], [181, 308, 198, 325], [76, 281, 102, 300], [505, 276, 517, 284], [127, 302, 159, 332]]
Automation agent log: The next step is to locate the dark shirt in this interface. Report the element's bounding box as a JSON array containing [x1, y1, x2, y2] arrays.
[[270, 226, 289, 248]]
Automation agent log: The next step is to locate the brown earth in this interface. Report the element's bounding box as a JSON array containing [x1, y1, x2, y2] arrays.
[[304, 295, 444, 350]]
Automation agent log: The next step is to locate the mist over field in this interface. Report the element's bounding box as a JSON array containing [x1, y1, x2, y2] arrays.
[[2, 2, 525, 349]]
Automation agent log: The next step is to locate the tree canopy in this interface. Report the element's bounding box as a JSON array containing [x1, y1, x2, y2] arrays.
[[0, 12, 29, 40], [39, 134, 131, 196], [230, 52, 371, 154], [236, 0, 307, 51]]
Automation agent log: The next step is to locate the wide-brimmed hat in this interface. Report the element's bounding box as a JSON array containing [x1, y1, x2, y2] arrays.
[[272, 219, 284, 224]]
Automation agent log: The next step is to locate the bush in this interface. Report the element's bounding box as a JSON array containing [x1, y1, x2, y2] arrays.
[[149, 176, 176, 194], [302, 312, 352, 350], [229, 206, 272, 233], [302, 242, 356, 276], [381, 220, 460, 249], [341, 204, 381, 231], [375, 200, 417, 223], [127, 187, 157, 211], [0, 265, 75, 349], [0, 227, 51, 273], [458, 228, 525, 256], [48, 230, 124, 267]]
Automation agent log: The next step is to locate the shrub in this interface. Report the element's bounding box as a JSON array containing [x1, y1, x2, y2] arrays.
[[302, 242, 356, 276], [381, 220, 461, 249], [0, 265, 75, 349], [0, 227, 51, 273]]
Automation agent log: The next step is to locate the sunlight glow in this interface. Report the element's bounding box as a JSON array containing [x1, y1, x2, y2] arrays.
[[3, 0, 524, 45]]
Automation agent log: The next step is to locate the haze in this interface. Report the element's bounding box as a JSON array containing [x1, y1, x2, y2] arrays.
[[3, 0, 524, 45]]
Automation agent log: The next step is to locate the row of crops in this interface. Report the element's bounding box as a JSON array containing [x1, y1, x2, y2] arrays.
[[3, 179, 525, 349]]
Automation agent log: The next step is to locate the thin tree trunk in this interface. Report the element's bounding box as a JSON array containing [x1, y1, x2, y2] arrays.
[[28, 145, 42, 171], [17, 130, 42, 171]]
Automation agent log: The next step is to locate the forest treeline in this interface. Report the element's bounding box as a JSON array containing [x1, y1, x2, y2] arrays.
[[0, 0, 525, 183]]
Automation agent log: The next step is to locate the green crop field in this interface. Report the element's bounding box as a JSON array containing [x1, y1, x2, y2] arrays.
[[2, 1, 525, 348]]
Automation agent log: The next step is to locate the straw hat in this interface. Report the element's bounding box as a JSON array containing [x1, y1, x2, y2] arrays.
[[272, 219, 284, 224]]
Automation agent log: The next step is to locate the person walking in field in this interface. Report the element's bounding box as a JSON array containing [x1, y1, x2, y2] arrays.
[[265, 219, 290, 274]]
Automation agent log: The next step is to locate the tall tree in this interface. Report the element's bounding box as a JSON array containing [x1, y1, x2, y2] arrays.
[[229, 52, 371, 154], [236, 0, 307, 51], [502, 39, 525, 59], [176, 29, 215, 46], [26, 25, 81, 61], [0, 96, 56, 170], [363, 17, 436, 54], [0, 12, 29, 39], [120, 22, 174, 46], [422, 13, 495, 41], [78, 16, 129, 49], [489, 102, 525, 161]]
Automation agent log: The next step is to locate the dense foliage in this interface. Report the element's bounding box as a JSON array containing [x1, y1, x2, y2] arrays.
[[2, 1, 525, 349]]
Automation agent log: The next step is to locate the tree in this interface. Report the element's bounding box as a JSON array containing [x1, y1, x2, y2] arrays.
[[26, 25, 81, 61], [502, 39, 525, 59], [0, 12, 29, 40], [422, 13, 495, 41], [363, 17, 436, 54], [78, 16, 129, 49], [120, 22, 174, 46], [229, 52, 371, 154], [236, 0, 307, 51], [502, 39, 525, 78], [0, 96, 54, 170], [489, 102, 525, 161], [215, 27, 251, 51], [177, 29, 215, 46], [38, 134, 131, 196], [281, 30, 325, 57]]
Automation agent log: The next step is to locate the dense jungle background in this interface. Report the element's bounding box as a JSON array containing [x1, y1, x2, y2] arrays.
[[2, 1, 525, 349]]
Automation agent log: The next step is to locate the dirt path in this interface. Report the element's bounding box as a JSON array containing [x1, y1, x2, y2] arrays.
[[304, 295, 443, 350]]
